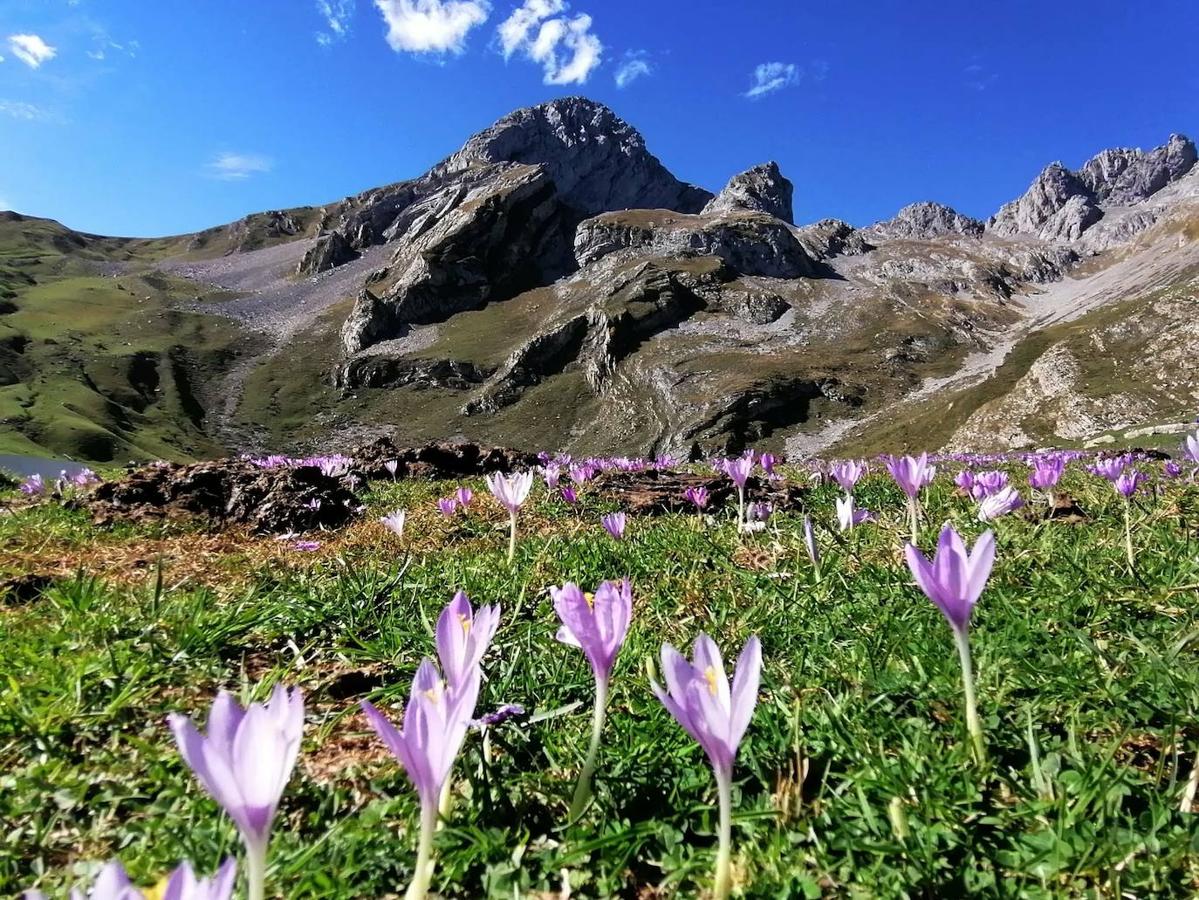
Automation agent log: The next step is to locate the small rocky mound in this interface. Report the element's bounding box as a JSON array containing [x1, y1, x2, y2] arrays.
[[794, 219, 873, 259], [88, 460, 360, 534], [573, 210, 817, 278], [297, 231, 359, 276], [591, 469, 806, 515], [867, 202, 984, 240], [702, 162, 795, 224], [350, 440, 540, 480]]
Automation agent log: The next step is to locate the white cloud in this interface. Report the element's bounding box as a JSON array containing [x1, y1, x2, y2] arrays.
[[0, 99, 49, 120], [374, 0, 490, 54], [744, 61, 799, 99], [316, 0, 356, 45], [614, 50, 650, 88], [205, 153, 274, 181], [7, 34, 57, 69], [497, 0, 601, 85]]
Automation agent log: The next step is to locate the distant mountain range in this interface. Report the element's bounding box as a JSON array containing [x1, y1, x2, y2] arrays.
[[2, 98, 1196, 463]]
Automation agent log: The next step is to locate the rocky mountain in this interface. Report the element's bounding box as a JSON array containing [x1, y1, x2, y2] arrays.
[[2, 99, 1196, 463]]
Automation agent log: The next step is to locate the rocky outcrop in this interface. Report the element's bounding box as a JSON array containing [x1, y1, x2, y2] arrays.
[[573, 210, 817, 278], [341, 164, 571, 354], [988, 134, 1196, 242], [794, 219, 873, 259], [702, 162, 794, 224], [1079, 134, 1196, 204], [297, 231, 359, 276], [335, 356, 489, 392], [866, 202, 984, 240], [989, 163, 1090, 238]]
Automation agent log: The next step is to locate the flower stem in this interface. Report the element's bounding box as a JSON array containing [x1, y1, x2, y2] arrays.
[[243, 836, 267, 900], [736, 486, 745, 532], [908, 496, 920, 545], [713, 765, 734, 900], [1123, 498, 1136, 572], [569, 676, 609, 820], [406, 799, 439, 900], [953, 627, 986, 765], [507, 512, 517, 564]]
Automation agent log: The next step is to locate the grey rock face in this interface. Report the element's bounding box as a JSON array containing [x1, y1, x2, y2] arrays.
[[297, 231, 359, 276], [794, 219, 873, 259], [867, 202, 984, 240], [1036, 195, 1103, 242], [341, 164, 570, 354], [573, 210, 817, 279], [989, 134, 1196, 242], [989, 163, 1090, 237], [1079, 134, 1197, 204], [433, 97, 712, 216], [702, 162, 794, 224]]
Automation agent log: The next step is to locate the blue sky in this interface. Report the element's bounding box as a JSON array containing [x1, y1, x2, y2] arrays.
[[1, 0, 1196, 237]]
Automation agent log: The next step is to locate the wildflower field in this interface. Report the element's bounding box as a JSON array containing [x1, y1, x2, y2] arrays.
[[3, 445, 1199, 898]]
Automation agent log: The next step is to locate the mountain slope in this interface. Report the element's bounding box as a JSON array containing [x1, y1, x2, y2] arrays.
[[2, 100, 1196, 462]]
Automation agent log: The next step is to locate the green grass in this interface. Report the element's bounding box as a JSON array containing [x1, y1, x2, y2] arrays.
[[3, 465, 1198, 897], [0, 215, 251, 462]]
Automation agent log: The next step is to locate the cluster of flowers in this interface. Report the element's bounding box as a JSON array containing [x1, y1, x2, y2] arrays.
[[247, 453, 354, 478], [18, 468, 100, 497]]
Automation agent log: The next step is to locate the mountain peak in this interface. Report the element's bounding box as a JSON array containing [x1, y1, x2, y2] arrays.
[[433, 97, 711, 216]]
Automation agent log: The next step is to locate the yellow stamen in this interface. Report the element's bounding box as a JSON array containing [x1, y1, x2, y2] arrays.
[[704, 666, 720, 697], [143, 878, 170, 900], [584, 591, 595, 609], [458, 612, 471, 634]]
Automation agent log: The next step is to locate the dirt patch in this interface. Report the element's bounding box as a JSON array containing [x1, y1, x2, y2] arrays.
[[0, 572, 53, 605], [352, 439, 540, 480], [87, 459, 361, 534]]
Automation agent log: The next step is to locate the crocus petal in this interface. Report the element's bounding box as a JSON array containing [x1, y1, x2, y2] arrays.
[[728, 636, 762, 750], [964, 530, 996, 608]]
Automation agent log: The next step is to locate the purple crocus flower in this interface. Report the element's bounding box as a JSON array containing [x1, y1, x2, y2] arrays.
[[954, 469, 976, 493], [456, 486, 473, 509], [886, 453, 936, 542], [72, 468, 100, 488], [1114, 469, 1147, 498], [543, 463, 562, 490], [1164, 460, 1183, 479], [886, 453, 937, 498], [829, 459, 867, 493], [25, 859, 237, 900], [553, 579, 633, 817], [651, 634, 761, 899], [169, 686, 303, 900], [438, 497, 458, 517], [601, 511, 626, 540], [487, 470, 535, 563], [722, 456, 754, 528], [684, 485, 710, 511], [977, 486, 1024, 521], [291, 540, 322, 552], [760, 453, 777, 478], [560, 486, 578, 505], [802, 515, 820, 579], [1185, 430, 1199, 463], [1090, 456, 1127, 481], [972, 470, 1008, 498], [383, 459, 399, 480], [472, 703, 526, 729], [362, 656, 479, 900], [835, 495, 873, 532], [380, 509, 406, 539], [1028, 458, 1066, 491], [435, 590, 500, 695], [905, 525, 994, 761], [19, 474, 44, 496], [724, 456, 754, 489], [486, 470, 533, 514]]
